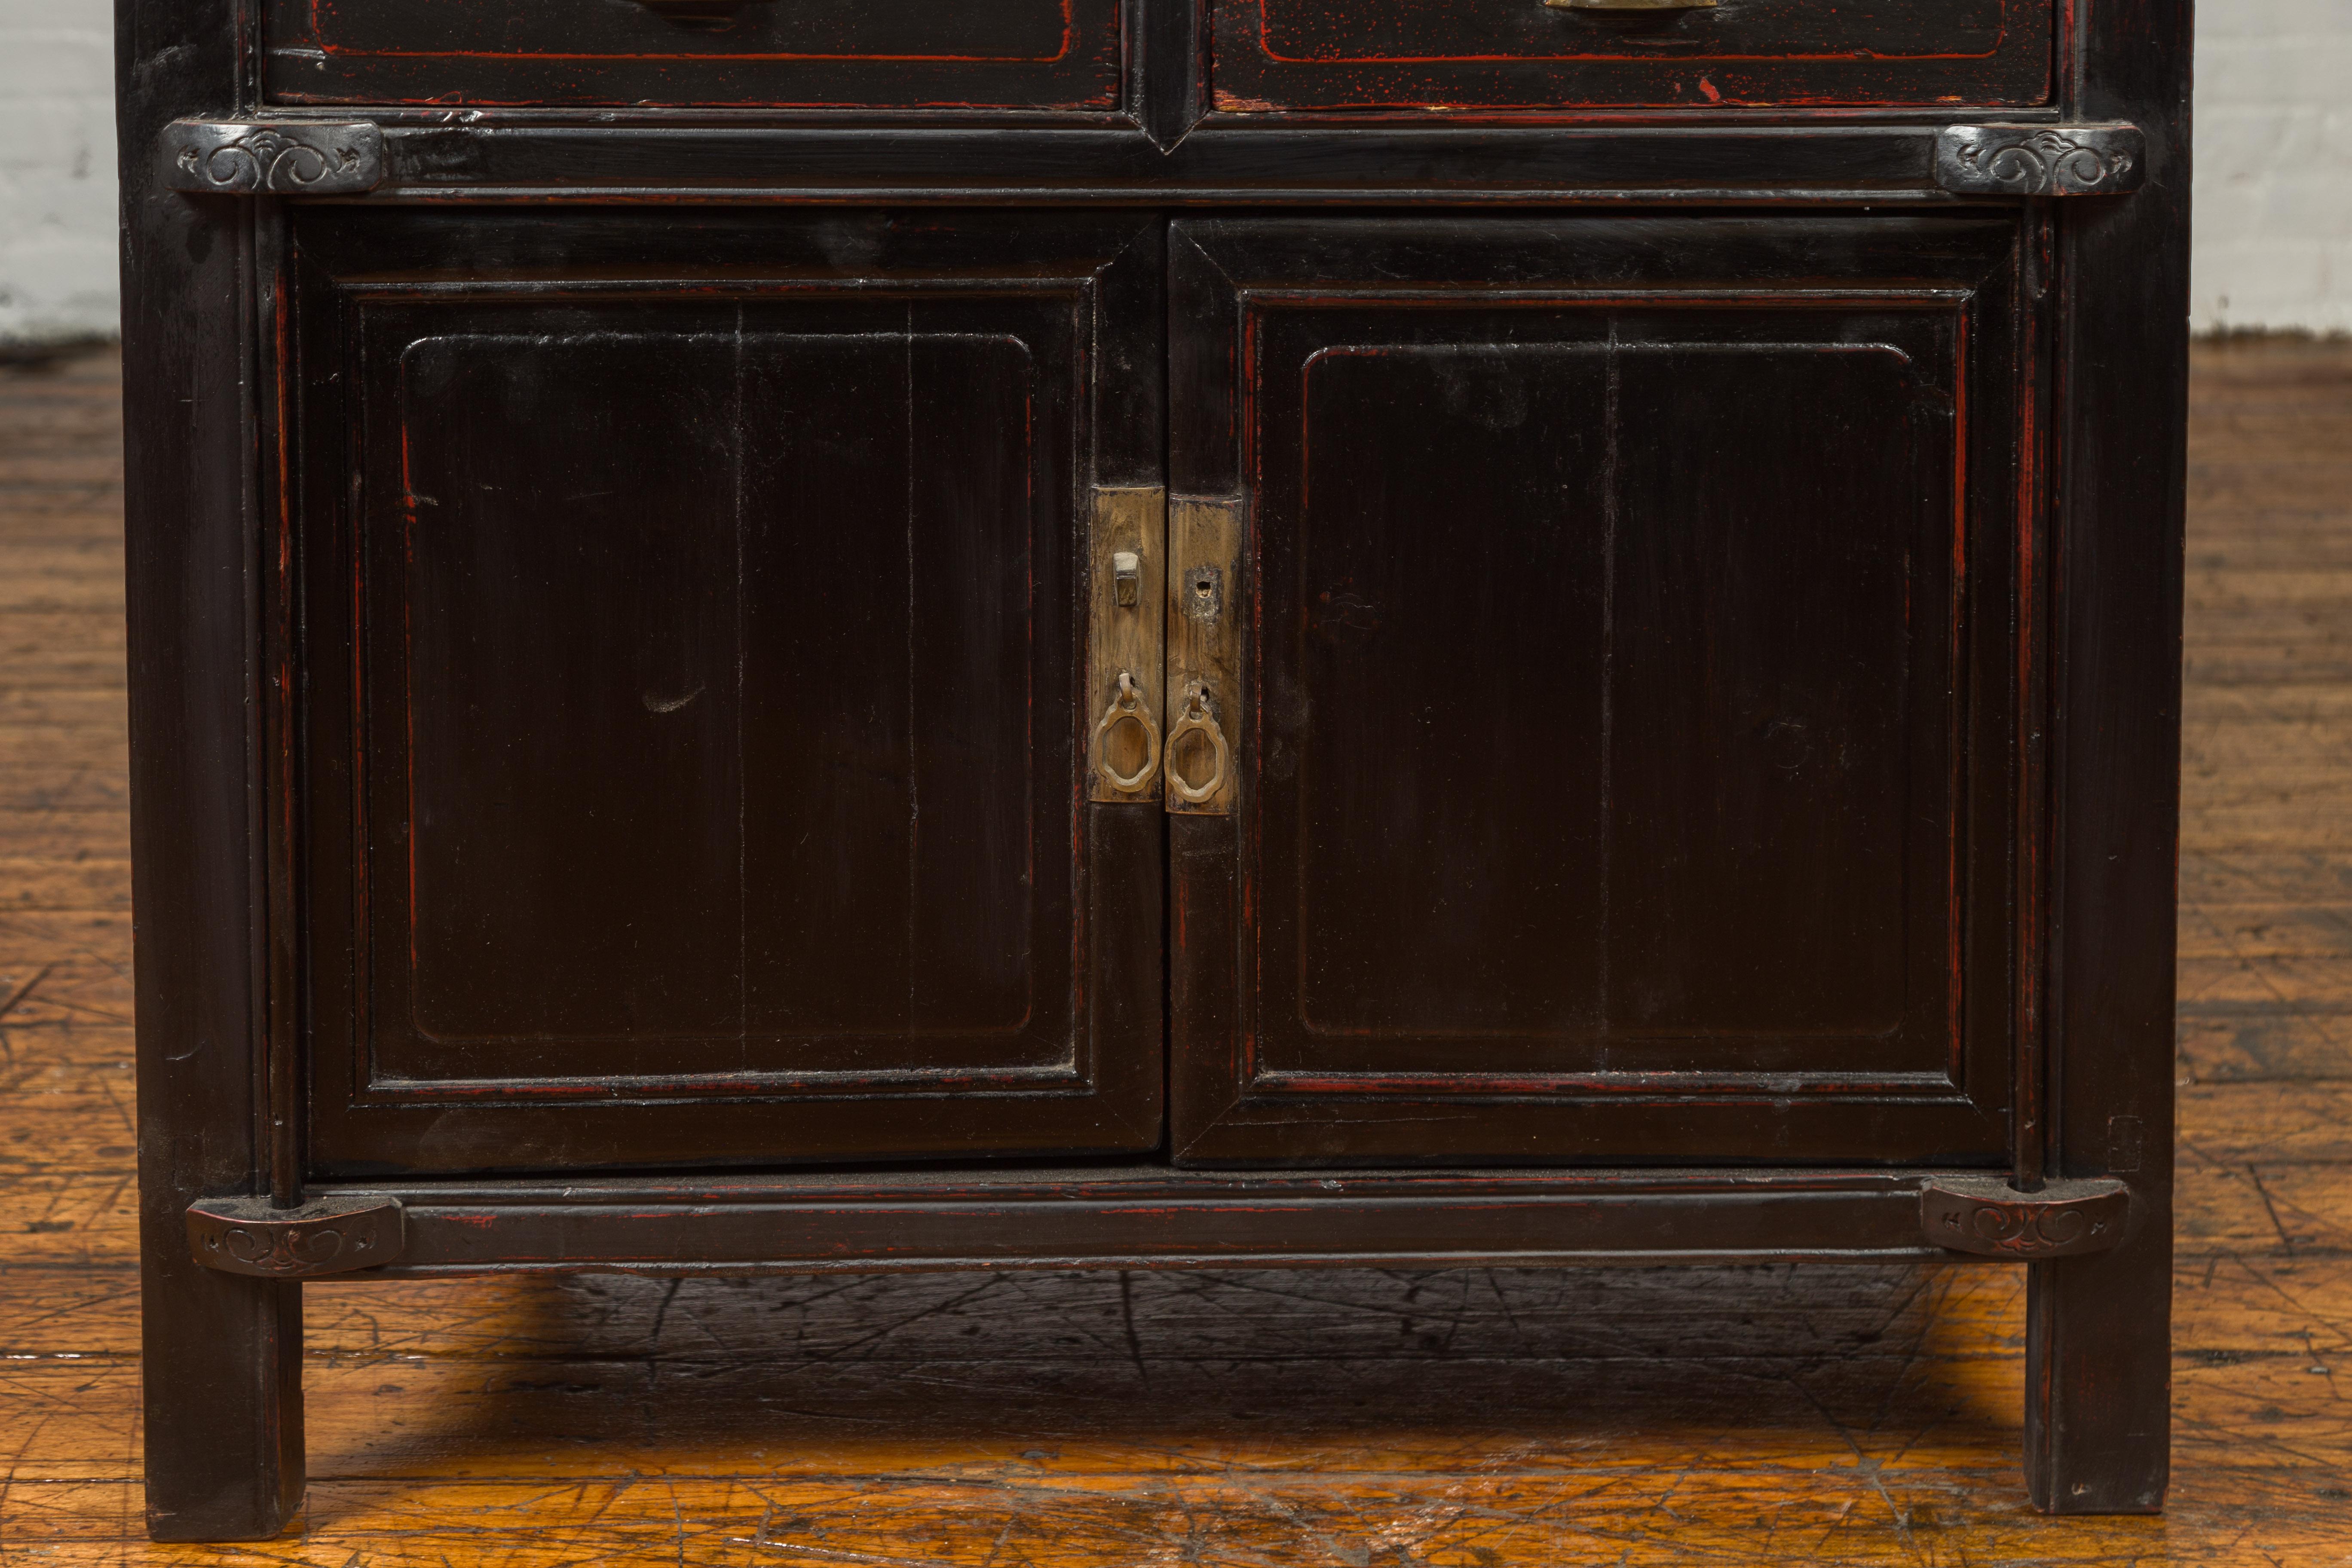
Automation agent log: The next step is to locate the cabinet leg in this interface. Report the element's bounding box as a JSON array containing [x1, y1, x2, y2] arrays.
[[2024, 1227, 2171, 1513], [141, 1245, 304, 1541]]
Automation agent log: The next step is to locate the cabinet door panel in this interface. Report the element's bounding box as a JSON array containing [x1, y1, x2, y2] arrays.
[[1605, 342, 1920, 1040], [288, 211, 1164, 1176], [398, 328, 1043, 1057], [1289, 341, 1611, 1040], [1170, 216, 2024, 1166]]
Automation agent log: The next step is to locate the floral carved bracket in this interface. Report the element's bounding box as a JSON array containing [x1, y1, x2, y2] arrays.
[[187, 1192, 405, 1277], [1934, 123, 2147, 198], [162, 120, 386, 196]]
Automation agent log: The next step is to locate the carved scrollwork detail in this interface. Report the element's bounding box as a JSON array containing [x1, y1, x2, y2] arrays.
[[186, 1193, 404, 1278], [161, 121, 386, 196], [1934, 124, 2147, 199], [1919, 1176, 2131, 1259]]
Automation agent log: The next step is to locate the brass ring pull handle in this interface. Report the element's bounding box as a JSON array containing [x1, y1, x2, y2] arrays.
[[1093, 672, 1161, 795], [1165, 680, 1231, 806]]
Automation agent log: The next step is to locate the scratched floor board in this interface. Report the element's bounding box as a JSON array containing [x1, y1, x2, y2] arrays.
[[5, 340, 2352, 1561]]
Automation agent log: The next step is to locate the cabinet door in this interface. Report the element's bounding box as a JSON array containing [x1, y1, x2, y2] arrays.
[[1169, 216, 2027, 1166], [287, 211, 1164, 1176]]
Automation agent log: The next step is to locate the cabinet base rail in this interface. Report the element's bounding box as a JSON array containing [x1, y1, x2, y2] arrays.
[[186, 1167, 2130, 1277]]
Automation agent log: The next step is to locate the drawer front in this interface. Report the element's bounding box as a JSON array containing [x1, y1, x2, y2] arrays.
[[1169, 215, 2031, 1167], [285, 210, 1164, 1176], [1213, 0, 2053, 113], [266, 0, 1122, 109]]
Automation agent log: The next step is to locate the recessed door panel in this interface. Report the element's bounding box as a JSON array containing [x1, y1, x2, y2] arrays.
[[1605, 343, 1919, 1041], [1290, 342, 1613, 1041], [398, 328, 1044, 1057], [1170, 216, 2027, 1166], [1284, 338, 1922, 1053], [288, 211, 1165, 1176]]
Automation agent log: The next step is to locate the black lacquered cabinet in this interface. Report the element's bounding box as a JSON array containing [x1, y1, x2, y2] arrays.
[[118, 0, 2189, 1538]]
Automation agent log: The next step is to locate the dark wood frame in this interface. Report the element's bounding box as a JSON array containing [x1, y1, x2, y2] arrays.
[[120, 0, 2185, 1539]]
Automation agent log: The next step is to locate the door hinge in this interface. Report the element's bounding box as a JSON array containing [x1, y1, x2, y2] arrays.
[[187, 1192, 405, 1277], [1920, 1175, 2131, 1259], [161, 119, 387, 196], [1934, 124, 2144, 198]]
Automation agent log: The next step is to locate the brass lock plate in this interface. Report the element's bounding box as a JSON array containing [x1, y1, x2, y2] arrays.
[[1167, 498, 1240, 815], [1087, 487, 1166, 802]]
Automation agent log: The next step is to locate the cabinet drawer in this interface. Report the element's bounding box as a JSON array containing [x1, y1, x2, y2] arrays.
[[1214, 0, 2053, 113], [266, 0, 1122, 110]]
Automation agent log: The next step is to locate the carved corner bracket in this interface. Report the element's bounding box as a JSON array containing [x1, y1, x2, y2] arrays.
[[186, 1192, 405, 1278], [161, 120, 386, 196], [1920, 1175, 2131, 1259], [1934, 124, 2145, 198]]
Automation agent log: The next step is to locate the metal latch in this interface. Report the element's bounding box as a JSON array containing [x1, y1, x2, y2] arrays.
[[1934, 124, 2145, 197], [161, 120, 387, 196], [1920, 1175, 2131, 1259], [186, 1192, 405, 1277]]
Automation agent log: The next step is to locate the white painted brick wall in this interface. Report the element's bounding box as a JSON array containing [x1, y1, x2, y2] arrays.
[[0, 0, 119, 345], [2193, 0, 2352, 334], [2, 0, 2347, 342]]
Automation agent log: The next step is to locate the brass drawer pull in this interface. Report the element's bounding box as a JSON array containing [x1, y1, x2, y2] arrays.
[[1093, 672, 1162, 796], [1166, 681, 1231, 806]]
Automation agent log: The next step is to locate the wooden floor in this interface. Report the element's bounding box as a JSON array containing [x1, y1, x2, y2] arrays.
[[3, 338, 2350, 1564]]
